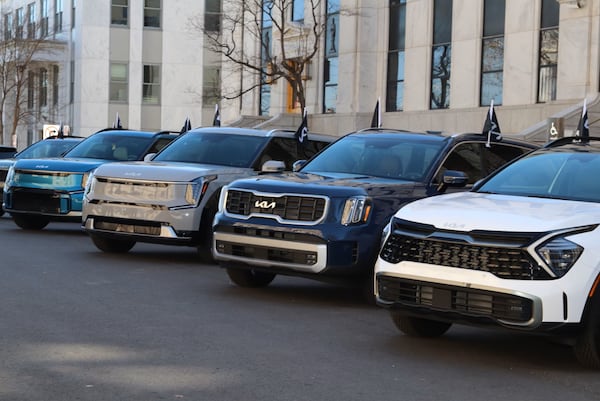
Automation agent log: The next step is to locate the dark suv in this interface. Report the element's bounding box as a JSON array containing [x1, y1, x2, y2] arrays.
[[212, 129, 538, 300]]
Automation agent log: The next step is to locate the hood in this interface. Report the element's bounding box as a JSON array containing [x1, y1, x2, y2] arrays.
[[0, 159, 15, 169], [396, 192, 600, 232], [229, 171, 418, 198], [92, 161, 250, 182], [11, 157, 107, 173]]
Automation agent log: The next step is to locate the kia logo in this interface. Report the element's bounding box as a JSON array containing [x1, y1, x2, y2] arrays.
[[255, 200, 276, 209]]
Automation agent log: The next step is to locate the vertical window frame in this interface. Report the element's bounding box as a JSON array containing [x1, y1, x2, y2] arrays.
[[480, 0, 505, 106], [143, 0, 161, 28], [54, 0, 63, 33], [386, 0, 406, 112], [430, 0, 452, 110], [111, 0, 128, 26], [537, 0, 560, 103], [110, 62, 128, 103], [142, 64, 161, 105]]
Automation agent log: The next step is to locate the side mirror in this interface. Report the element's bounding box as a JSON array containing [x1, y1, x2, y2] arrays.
[[143, 153, 156, 162], [437, 170, 468, 192], [261, 160, 286, 173], [292, 160, 307, 172]]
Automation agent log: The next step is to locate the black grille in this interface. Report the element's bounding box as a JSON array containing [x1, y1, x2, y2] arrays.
[[94, 217, 161, 235], [0, 169, 7, 182], [377, 276, 533, 323], [11, 188, 62, 213], [225, 189, 326, 222], [216, 240, 317, 265], [379, 218, 550, 280]]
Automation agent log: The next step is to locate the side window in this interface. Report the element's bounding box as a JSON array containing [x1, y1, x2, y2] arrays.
[[147, 137, 174, 155], [482, 145, 529, 176], [439, 143, 484, 184], [256, 137, 329, 170]]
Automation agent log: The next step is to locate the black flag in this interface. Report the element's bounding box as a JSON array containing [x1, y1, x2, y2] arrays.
[[295, 108, 308, 144], [213, 104, 221, 127], [58, 122, 64, 138], [482, 101, 502, 147], [370, 98, 381, 128], [180, 117, 192, 134], [113, 113, 123, 129], [577, 99, 589, 140]]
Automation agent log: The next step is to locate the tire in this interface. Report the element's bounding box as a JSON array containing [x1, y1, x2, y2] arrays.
[[574, 297, 600, 369], [197, 193, 220, 264], [12, 214, 50, 230], [390, 311, 452, 337], [226, 267, 276, 288], [90, 234, 136, 253]]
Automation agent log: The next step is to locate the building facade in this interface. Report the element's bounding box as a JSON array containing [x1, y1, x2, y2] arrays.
[[0, 0, 219, 149], [219, 0, 600, 140]]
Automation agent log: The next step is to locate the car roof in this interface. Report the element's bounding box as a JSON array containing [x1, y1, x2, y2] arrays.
[[543, 136, 600, 151], [187, 126, 336, 142], [345, 128, 538, 148]]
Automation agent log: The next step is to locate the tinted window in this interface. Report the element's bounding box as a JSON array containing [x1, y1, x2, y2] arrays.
[[478, 150, 600, 203], [65, 133, 154, 160], [18, 140, 80, 158], [257, 137, 330, 170], [153, 132, 268, 168], [302, 135, 445, 181]]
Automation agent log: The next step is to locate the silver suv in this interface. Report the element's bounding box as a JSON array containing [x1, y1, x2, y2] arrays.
[[82, 127, 334, 261]]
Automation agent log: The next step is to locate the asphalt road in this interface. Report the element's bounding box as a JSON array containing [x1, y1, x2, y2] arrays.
[[0, 215, 599, 401]]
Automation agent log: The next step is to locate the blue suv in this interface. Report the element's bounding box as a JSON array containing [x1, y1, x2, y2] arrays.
[[3, 129, 177, 230], [212, 129, 538, 301]]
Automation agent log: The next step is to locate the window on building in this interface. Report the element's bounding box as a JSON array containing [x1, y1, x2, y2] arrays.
[[39, 68, 48, 107], [203, 66, 221, 105], [204, 0, 221, 32], [41, 0, 49, 36], [52, 65, 59, 106], [70, 60, 74, 104], [110, 63, 128, 102], [480, 0, 505, 106], [54, 0, 63, 33], [538, 0, 559, 103], [260, 0, 273, 116], [27, 3, 36, 39], [27, 71, 35, 110], [431, 0, 452, 109], [144, 0, 160, 28], [16, 8, 24, 39], [111, 0, 128, 26], [4, 13, 13, 40], [323, 0, 340, 114], [292, 0, 304, 22], [142, 64, 160, 104], [386, 0, 406, 112]]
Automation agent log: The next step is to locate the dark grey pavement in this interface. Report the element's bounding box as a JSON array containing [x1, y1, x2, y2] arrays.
[[0, 215, 599, 401]]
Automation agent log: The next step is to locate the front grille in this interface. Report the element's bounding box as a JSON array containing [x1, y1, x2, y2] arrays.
[[93, 217, 161, 235], [11, 188, 62, 213], [225, 189, 327, 223], [379, 219, 550, 280], [216, 240, 317, 265], [377, 276, 533, 323]]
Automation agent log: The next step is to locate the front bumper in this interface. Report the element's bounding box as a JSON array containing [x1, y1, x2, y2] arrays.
[[375, 258, 595, 330], [4, 187, 83, 217]]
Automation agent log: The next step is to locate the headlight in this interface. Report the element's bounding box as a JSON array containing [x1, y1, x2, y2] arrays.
[[536, 237, 583, 277], [380, 221, 391, 248], [184, 176, 216, 207], [218, 186, 229, 213], [83, 170, 96, 197], [341, 196, 371, 225], [4, 166, 15, 191]]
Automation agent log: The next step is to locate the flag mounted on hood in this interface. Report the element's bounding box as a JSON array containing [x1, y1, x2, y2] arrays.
[[295, 108, 308, 144], [370, 97, 382, 128], [113, 113, 123, 129], [180, 117, 192, 134], [213, 104, 221, 127], [576, 99, 589, 141], [482, 100, 502, 147]]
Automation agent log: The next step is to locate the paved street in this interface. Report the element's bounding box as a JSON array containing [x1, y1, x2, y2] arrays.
[[0, 215, 599, 401]]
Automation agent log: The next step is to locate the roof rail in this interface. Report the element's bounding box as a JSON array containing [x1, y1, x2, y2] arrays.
[[543, 136, 600, 148]]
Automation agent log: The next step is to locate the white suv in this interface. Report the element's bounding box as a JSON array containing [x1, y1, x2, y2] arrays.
[[375, 136, 600, 368]]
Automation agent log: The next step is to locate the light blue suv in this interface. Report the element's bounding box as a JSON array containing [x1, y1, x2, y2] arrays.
[[3, 129, 177, 230]]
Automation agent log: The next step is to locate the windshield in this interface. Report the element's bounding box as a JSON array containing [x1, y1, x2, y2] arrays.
[[153, 132, 268, 168], [18, 140, 79, 159], [65, 133, 152, 160], [301, 135, 446, 181], [477, 150, 600, 203]]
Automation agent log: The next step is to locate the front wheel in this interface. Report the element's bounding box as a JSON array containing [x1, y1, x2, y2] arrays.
[[90, 234, 136, 253], [390, 311, 452, 337], [12, 214, 50, 230], [226, 267, 276, 288], [574, 296, 600, 369]]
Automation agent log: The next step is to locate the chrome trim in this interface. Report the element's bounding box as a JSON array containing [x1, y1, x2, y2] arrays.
[[85, 217, 188, 240], [213, 231, 328, 273]]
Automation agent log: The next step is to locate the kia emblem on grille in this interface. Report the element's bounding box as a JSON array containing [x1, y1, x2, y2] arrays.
[[255, 200, 276, 209]]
